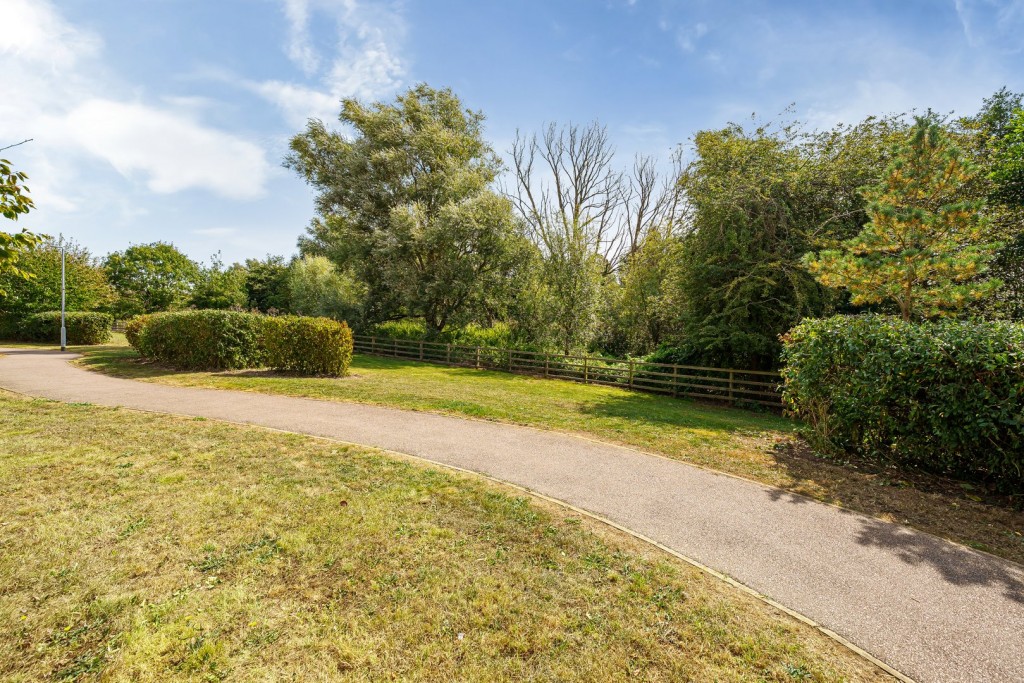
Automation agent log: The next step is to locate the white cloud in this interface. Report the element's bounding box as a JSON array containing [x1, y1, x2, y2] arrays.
[[249, 0, 406, 126], [61, 100, 268, 200], [0, 0, 272, 207], [0, 0, 101, 67], [282, 0, 322, 74]]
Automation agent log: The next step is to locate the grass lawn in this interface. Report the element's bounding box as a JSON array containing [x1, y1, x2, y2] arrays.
[[69, 343, 1024, 566], [0, 392, 888, 681]]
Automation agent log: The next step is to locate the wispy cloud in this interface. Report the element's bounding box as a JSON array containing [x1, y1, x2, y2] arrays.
[[251, 0, 406, 127], [953, 0, 1024, 52]]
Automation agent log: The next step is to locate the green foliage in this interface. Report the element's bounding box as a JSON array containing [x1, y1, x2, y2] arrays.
[[0, 240, 112, 319], [610, 231, 678, 355], [805, 118, 1002, 321], [665, 119, 894, 369], [287, 255, 364, 323], [13, 311, 112, 345], [263, 316, 353, 376], [0, 158, 44, 295], [370, 318, 513, 349], [136, 310, 267, 370], [781, 315, 1024, 491], [123, 314, 151, 350], [189, 254, 248, 310], [103, 242, 200, 317], [244, 256, 291, 313], [989, 107, 1024, 208], [288, 84, 521, 332]]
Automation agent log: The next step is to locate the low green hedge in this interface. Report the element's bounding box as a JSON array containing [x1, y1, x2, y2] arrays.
[[128, 310, 354, 376], [138, 310, 267, 370], [13, 311, 112, 345], [123, 314, 151, 351], [781, 314, 1024, 491], [264, 316, 352, 376]]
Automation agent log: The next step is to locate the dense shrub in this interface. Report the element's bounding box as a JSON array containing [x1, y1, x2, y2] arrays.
[[263, 316, 353, 376], [15, 311, 113, 345], [139, 310, 267, 370], [370, 319, 513, 349], [781, 315, 1024, 491], [123, 314, 152, 351]]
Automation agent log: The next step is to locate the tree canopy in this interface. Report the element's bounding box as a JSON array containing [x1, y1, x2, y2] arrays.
[[103, 242, 200, 317], [805, 118, 1002, 321], [287, 84, 522, 333]]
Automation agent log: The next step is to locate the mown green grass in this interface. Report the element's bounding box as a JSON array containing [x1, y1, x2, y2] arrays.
[[73, 345, 1024, 566], [0, 393, 886, 681]]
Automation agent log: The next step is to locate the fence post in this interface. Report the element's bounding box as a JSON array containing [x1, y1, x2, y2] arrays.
[[728, 370, 735, 403], [507, 349, 512, 371], [672, 366, 678, 398], [584, 357, 589, 384], [419, 340, 424, 361], [475, 346, 481, 370], [371, 336, 376, 354], [628, 359, 634, 388], [545, 354, 549, 378], [393, 338, 398, 357], [446, 343, 451, 365]]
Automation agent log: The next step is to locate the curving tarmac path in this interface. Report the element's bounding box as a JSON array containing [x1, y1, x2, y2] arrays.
[[2, 348, 1023, 683]]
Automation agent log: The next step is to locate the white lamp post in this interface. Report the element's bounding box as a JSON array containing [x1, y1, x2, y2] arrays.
[[60, 236, 66, 352]]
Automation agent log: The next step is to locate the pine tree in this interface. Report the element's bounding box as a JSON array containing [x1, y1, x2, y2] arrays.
[[804, 118, 1002, 321]]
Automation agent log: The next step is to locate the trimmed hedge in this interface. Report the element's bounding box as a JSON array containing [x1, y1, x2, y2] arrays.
[[123, 314, 151, 351], [264, 316, 352, 376], [14, 311, 113, 345], [138, 310, 267, 370], [781, 315, 1024, 491], [128, 310, 354, 376]]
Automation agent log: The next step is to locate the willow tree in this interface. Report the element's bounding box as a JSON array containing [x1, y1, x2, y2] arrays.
[[805, 118, 1002, 321], [287, 85, 522, 334]]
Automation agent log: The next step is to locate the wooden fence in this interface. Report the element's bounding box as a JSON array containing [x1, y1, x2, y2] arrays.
[[352, 335, 783, 408]]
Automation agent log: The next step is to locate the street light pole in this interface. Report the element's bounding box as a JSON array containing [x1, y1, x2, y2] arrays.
[[60, 237, 66, 352]]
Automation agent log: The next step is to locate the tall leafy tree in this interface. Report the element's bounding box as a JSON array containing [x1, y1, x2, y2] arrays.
[[0, 240, 112, 318], [103, 242, 200, 317], [188, 253, 248, 310], [805, 118, 1002, 321], [287, 255, 365, 323], [664, 117, 900, 369], [0, 157, 44, 296], [287, 84, 521, 333], [244, 255, 291, 313]]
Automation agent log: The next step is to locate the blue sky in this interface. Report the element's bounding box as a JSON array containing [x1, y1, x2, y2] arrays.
[[3, 0, 1022, 265]]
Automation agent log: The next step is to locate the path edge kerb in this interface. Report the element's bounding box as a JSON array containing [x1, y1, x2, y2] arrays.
[[0, 384, 914, 682]]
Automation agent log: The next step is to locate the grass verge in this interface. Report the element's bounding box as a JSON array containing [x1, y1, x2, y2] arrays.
[[0, 392, 888, 681], [70, 345, 1024, 566]]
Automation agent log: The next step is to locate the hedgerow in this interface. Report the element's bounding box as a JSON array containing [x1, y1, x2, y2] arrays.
[[263, 316, 352, 376], [781, 315, 1024, 491], [136, 310, 267, 370], [127, 310, 354, 376], [15, 311, 113, 345]]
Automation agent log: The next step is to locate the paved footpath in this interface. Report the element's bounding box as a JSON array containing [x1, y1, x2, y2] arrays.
[[2, 349, 1023, 683]]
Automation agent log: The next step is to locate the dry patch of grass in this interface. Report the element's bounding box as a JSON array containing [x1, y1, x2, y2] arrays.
[[76, 347, 1024, 566], [0, 393, 887, 682]]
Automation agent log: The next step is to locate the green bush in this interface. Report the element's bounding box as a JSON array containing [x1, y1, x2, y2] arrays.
[[264, 316, 353, 376], [139, 310, 267, 370], [124, 314, 152, 351], [15, 311, 113, 345], [370, 319, 429, 341], [781, 315, 1024, 491]]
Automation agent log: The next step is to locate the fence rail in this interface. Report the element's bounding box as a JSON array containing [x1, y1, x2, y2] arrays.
[[352, 335, 783, 408]]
